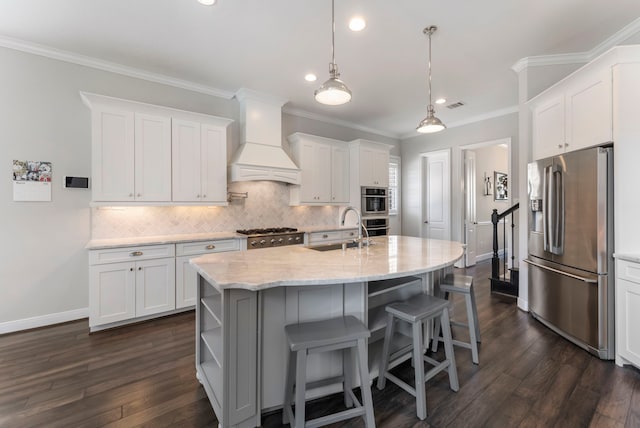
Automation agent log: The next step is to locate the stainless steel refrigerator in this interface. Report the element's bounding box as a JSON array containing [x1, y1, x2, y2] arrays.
[[526, 145, 614, 359]]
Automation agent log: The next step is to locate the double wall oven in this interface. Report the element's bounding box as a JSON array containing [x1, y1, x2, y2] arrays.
[[361, 186, 389, 236]]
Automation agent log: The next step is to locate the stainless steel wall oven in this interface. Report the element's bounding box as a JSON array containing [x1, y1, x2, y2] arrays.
[[361, 187, 388, 216]]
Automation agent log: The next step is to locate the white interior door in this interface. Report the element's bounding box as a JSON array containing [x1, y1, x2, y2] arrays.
[[464, 150, 477, 266], [422, 150, 451, 240]]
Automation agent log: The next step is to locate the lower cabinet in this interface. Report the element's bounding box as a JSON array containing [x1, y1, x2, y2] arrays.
[[89, 243, 176, 329], [176, 239, 242, 309], [616, 258, 640, 368], [306, 228, 358, 245]]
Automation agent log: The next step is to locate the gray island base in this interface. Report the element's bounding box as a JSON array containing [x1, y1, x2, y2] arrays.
[[190, 235, 464, 428]]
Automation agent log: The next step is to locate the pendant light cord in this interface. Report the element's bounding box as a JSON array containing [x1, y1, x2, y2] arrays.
[[331, 0, 336, 70], [428, 28, 432, 107]]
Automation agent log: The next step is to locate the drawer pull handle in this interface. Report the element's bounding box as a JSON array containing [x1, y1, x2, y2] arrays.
[[205, 245, 216, 250], [323, 234, 329, 238], [130, 251, 144, 257]]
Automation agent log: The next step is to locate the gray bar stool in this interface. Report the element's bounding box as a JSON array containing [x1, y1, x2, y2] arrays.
[[431, 273, 481, 364], [376, 294, 459, 420], [282, 315, 376, 428]]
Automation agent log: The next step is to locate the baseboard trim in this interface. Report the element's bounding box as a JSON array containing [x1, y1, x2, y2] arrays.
[[0, 308, 88, 335], [476, 249, 505, 262], [517, 298, 529, 312]]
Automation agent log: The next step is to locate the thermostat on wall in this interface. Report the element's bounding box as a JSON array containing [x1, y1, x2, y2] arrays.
[[63, 176, 90, 189]]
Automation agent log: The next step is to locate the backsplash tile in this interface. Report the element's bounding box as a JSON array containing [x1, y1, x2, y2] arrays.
[[91, 181, 341, 239]]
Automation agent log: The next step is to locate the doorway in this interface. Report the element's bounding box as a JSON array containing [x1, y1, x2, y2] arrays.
[[460, 138, 511, 267], [421, 150, 451, 240]]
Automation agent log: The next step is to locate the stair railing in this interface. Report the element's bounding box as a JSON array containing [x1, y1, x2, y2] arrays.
[[491, 203, 519, 282]]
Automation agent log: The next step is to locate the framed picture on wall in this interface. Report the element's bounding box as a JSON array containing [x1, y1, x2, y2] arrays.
[[494, 171, 508, 200]]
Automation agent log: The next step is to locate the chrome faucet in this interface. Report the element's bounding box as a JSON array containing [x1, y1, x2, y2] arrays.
[[340, 206, 365, 248]]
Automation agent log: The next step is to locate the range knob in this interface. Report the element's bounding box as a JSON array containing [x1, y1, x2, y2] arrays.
[[259, 239, 266, 245], [288, 237, 294, 242], [250, 240, 258, 247], [270, 239, 277, 244], [295, 236, 301, 242], [278, 238, 284, 243]]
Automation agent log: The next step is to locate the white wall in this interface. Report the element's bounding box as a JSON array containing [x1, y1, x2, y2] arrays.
[[400, 113, 519, 245], [0, 46, 399, 331]]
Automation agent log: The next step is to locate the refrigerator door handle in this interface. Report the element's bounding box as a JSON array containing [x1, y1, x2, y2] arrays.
[[543, 165, 552, 252], [523, 259, 597, 283], [555, 165, 565, 254]]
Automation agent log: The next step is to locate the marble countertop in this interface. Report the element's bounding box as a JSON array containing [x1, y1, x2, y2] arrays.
[[614, 253, 640, 263], [191, 235, 464, 291], [86, 232, 246, 250]]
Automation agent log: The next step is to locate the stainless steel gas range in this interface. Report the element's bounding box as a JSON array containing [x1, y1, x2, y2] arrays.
[[236, 227, 305, 250]]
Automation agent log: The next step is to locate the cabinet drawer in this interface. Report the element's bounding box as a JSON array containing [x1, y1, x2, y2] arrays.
[[308, 231, 343, 244], [176, 239, 240, 256], [90, 244, 175, 265], [342, 229, 358, 240], [618, 259, 640, 284]]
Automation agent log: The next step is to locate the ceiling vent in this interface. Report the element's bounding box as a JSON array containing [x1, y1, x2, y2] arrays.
[[446, 101, 465, 109]]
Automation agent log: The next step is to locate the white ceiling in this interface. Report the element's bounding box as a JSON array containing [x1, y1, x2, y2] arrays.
[[1, 0, 640, 138]]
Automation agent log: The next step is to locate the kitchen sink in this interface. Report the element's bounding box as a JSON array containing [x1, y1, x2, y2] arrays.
[[307, 241, 366, 251]]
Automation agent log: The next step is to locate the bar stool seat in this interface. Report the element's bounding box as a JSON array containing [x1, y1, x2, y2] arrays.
[[432, 273, 481, 364], [377, 294, 459, 420], [283, 315, 376, 428]]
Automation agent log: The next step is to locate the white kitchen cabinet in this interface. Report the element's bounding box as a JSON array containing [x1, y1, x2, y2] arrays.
[[82, 92, 232, 205], [616, 257, 640, 369], [175, 239, 242, 309], [531, 63, 612, 160], [89, 244, 176, 330], [89, 107, 171, 202], [350, 139, 392, 188], [172, 120, 228, 203], [288, 133, 350, 205]]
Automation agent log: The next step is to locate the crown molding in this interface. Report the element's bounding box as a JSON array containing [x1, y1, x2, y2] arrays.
[[282, 106, 400, 139], [511, 16, 640, 73], [0, 34, 235, 99]]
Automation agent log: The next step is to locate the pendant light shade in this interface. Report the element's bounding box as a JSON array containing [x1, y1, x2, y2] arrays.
[[315, 0, 351, 105], [417, 26, 445, 133]]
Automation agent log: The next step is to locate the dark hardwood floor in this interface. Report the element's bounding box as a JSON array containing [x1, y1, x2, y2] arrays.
[[2, 260, 639, 427]]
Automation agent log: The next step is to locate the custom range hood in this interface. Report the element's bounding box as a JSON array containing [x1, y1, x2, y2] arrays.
[[229, 89, 301, 184]]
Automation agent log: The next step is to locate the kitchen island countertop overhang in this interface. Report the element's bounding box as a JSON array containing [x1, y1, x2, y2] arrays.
[[190, 235, 465, 290]]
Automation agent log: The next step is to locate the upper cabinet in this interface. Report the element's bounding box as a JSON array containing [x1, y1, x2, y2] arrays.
[[530, 59, 612, 160], [351, 139, 392, 187], [288, 133, 350, 205], [82, 93, 232, 205]]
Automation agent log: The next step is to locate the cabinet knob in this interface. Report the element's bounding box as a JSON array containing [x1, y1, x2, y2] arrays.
[[130, 267, 133, 272], [130, 251, 143, 257], [202, 194, 206, 198], [565, 143, 569, 147], [205, 244, 216, 250], [323, 234, 329, 238], [558, 144, 563, 149], [137, 193, 141, 197], [129, 193, 133, 197], [138, 267, 142, 271], [196, 194, 200, 198]]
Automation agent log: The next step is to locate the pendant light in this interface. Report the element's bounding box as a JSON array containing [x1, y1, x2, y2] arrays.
[[315, 0, 352, 105], [417, 26, 446, 133]]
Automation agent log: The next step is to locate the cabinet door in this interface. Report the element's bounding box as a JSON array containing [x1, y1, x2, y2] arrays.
[[200, 124, 227, 203], [359, 147, 375, 186], [176, 255, 197, 309], [331, 145, 350, 203], [134, 113, 172, 201], [315, 143, 332, 202], [135, 257, 176, 317], [372, 149, 390, 187], [92, 108, 135, 201], [172, 119, 202, 202], [617, 277, 640, 366], [532, 95, 565, 160], [566, 68, 612, 152], [89, 262, 135, 326]]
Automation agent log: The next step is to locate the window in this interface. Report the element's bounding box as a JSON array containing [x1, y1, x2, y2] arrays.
[[388, 156, 400, 215]]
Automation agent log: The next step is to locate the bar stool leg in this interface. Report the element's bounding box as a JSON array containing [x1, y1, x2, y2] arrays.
[[343, 347, 355, 408], [377, 313, 395, 390], [430, 315, 441, 353], [356, 338, 376, 428], [464, 293, 480, 364], [294, 349, 307, 428], [440, 309, 459, 392], [412, 320, 427, 420], [282, 349, 296, 424], [470, 285, 481, 342]]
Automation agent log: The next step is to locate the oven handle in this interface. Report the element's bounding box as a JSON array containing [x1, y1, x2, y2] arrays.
[[363, 226, 390, 231], [362, 195, 388, 199]]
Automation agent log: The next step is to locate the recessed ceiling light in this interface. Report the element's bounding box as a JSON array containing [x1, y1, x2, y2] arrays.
[[349, 17, 366, 32], [435, 98, 447, 104], [198, 0, 216, 5], [305, 74, 317, 82]]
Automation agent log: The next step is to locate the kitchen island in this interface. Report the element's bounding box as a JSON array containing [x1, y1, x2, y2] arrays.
[[190, 235, 464, 428]]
